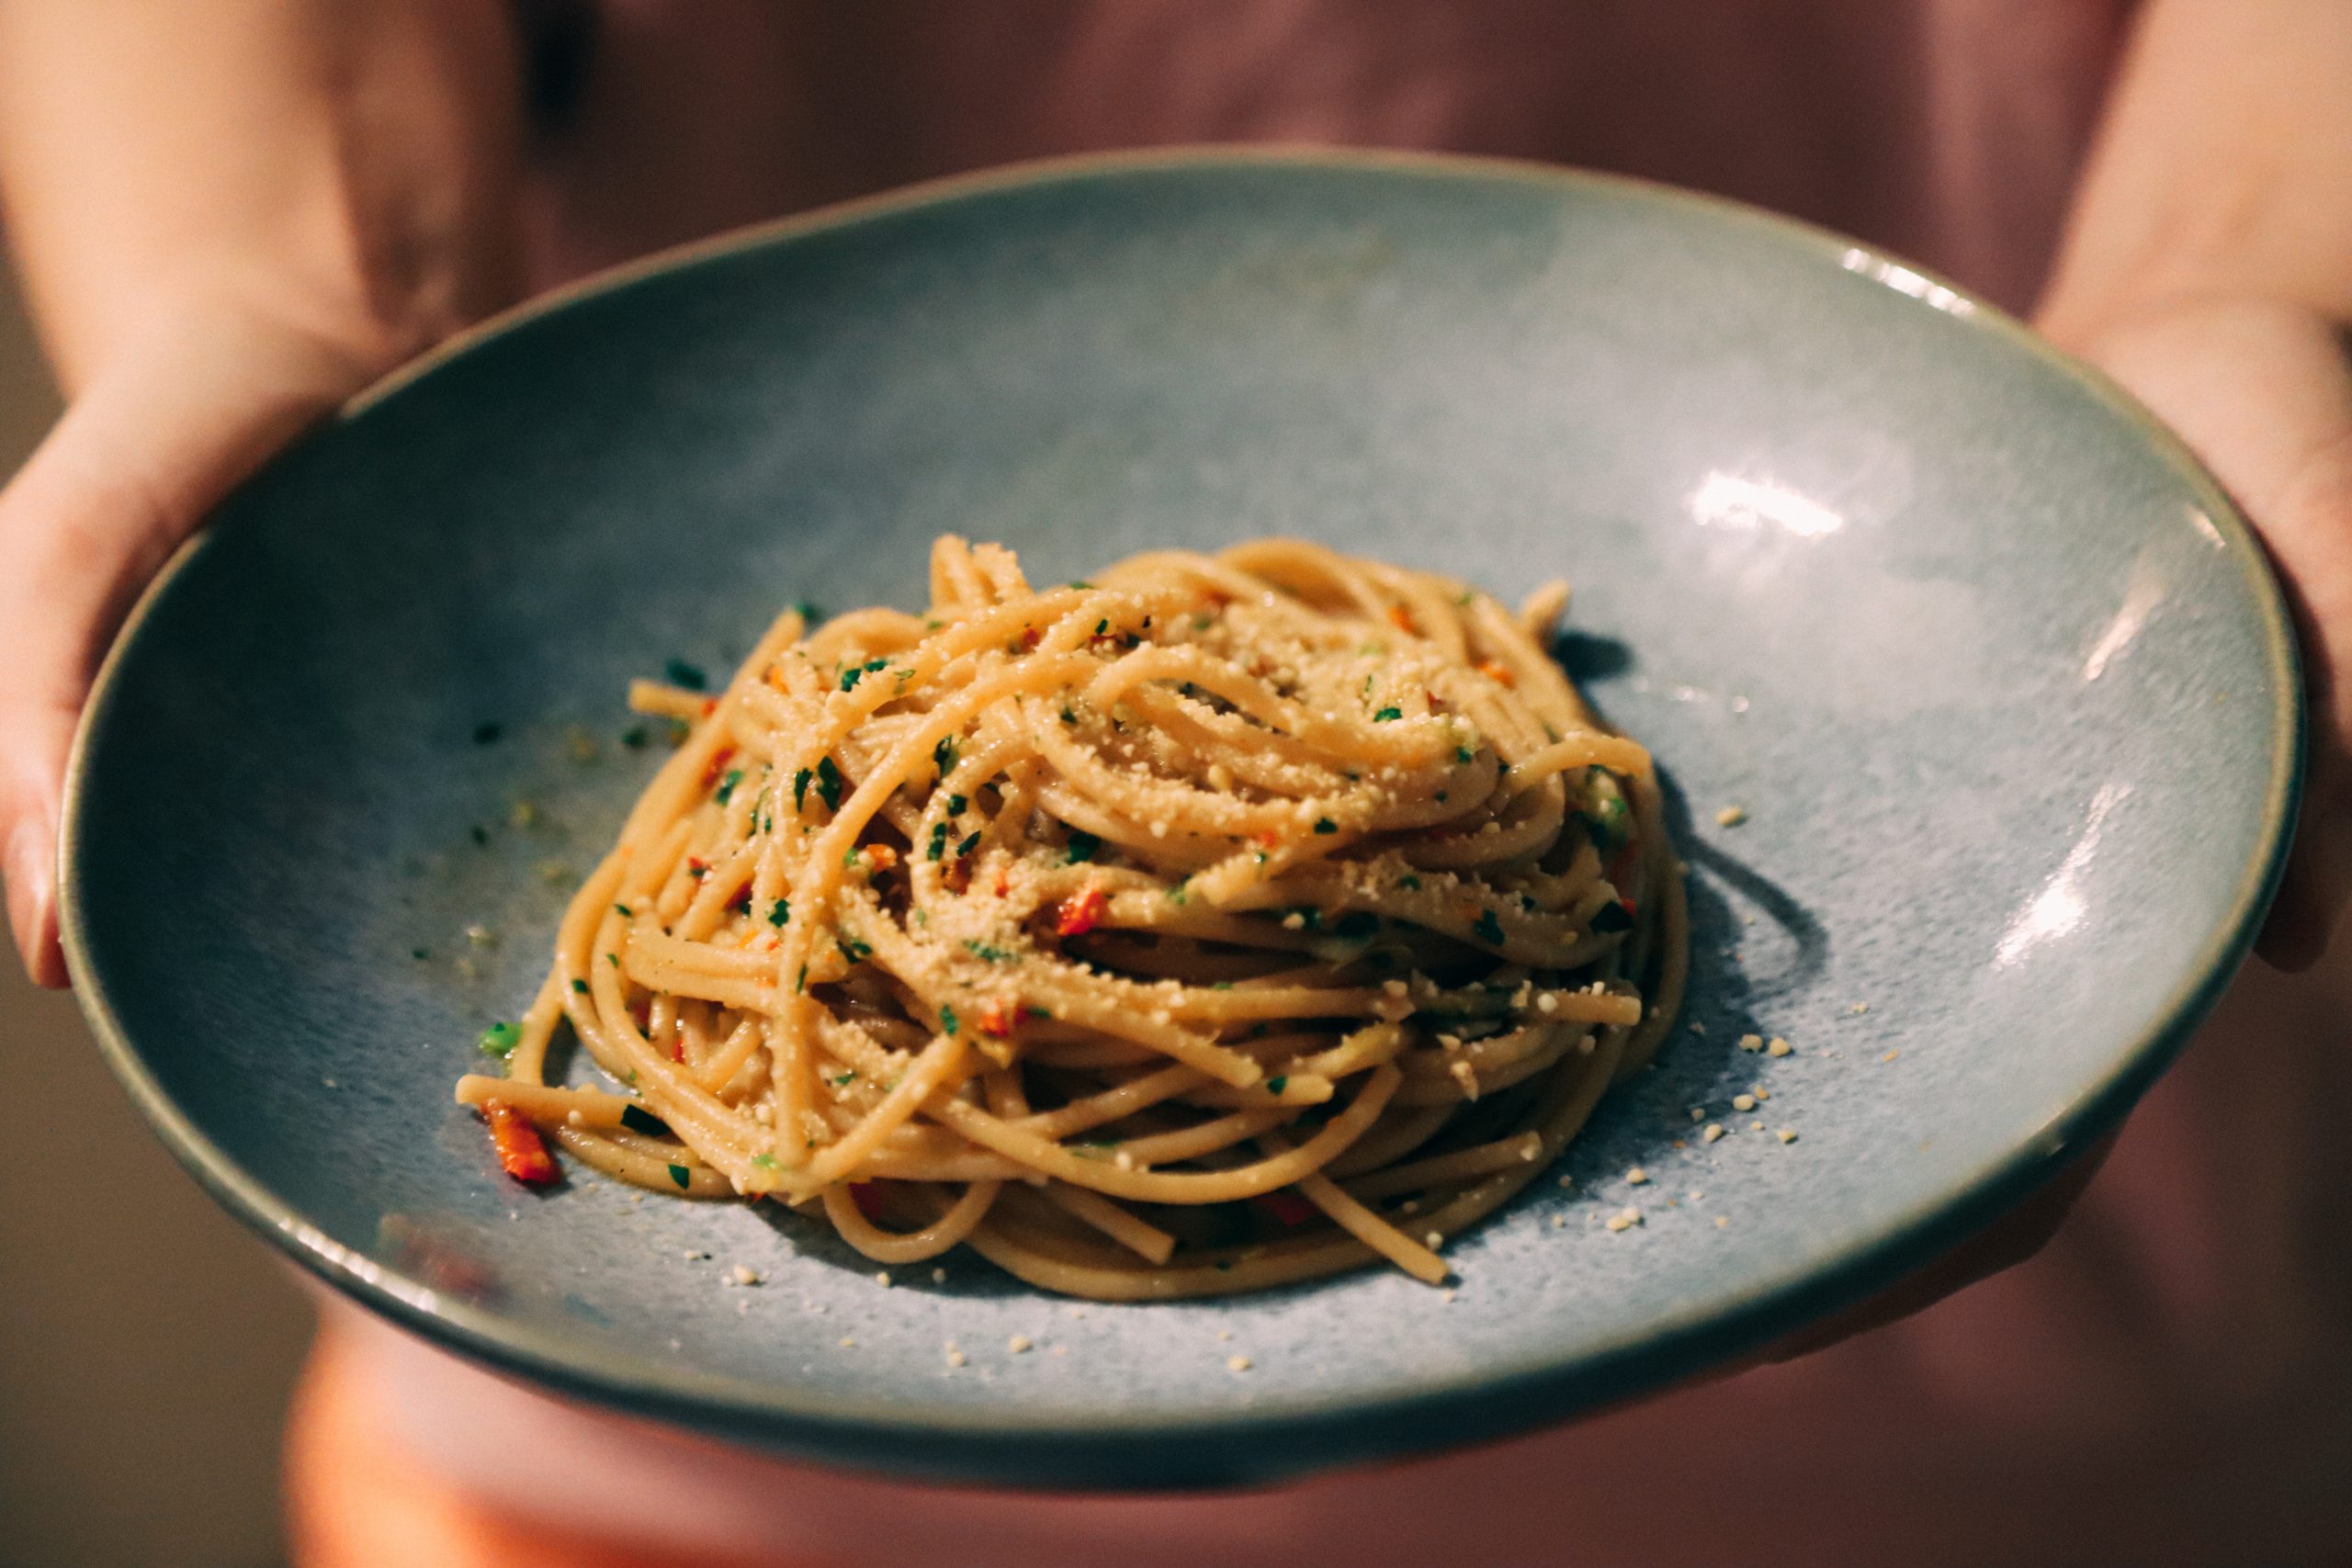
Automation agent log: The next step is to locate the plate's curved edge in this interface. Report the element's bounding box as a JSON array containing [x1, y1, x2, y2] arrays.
[[55, 146, 2305, 1489]]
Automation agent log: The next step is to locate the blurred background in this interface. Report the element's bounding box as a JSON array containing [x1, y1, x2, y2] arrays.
[[0, 260, 306, 1568]]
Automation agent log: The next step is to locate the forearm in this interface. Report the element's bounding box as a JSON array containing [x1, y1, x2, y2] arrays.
[[2038, 0, 2352, 341], [0, 0, 528, 393]]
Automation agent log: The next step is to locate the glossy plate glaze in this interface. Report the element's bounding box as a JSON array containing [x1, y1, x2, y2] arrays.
[[62, 151, 2297, 1489]]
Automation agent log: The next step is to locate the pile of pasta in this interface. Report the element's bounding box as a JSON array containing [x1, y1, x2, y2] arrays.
[[458, 536, 1684, 1299]]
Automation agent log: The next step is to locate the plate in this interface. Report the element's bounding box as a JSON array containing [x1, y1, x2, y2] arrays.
[[60, 150, 2297, 1487]]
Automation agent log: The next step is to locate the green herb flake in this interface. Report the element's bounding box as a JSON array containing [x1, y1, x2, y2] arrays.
[[411, 947, 431, 961], [933, 736, 959, 779], [839, 665, 866, 693], [792, 599, 825, 624], [752, 1152, 779, 1169], [1067, 830, 1102, 863], [965, 941, 1015, 964], [620, 725, 649, 750], [1094, 618, 1109, 636], [815, 756, 843, 810], [663, 659, 707, 691], [606, 953, 620, 968], [830, 1070, 857, 1089], [793, 768, 813, 809], [767, 898, 790, 928], [939, 1004, 960, 1036], [667, 1164, 692, 1190], [1314, 818, 1338, 835], [715, 768, 744, 804], [946, 794, 967, 815], [1398, 874, 1422, 891], [928, 822, 950, 862], [1456, 746, 1476, 764], [614, 902, 633, 918], [838, 936, 874, 963], [477, 1021, 522, 1058], [1067, 580, 1094, 590], [1266, 1076, 1289, 1094], [795, 964, 808, 993], [955, 831, 982, 858], [570, 978, 588, 994], [1373, 706, 1402, 722], [620, 1105, 670, 1136], [1474, 908, 1506, 945]]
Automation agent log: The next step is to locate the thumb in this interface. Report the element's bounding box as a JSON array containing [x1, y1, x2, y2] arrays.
[[0, 310, 381, 986]]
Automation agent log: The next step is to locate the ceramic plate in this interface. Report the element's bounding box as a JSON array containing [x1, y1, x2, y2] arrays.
[[61, 151, 2298, 1487]]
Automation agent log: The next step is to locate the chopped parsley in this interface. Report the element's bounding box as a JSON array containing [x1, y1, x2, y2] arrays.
[[829, 1070, 857, 1089], [752, 1152, 779, 1169], [1373, 706, 1402, 722], [965, 941, 1015, 964], [793, 768, 813, 809], [1067, 579, 1094, 590], [667, 1164, 691, 1189], [792, 599, 825, 623], [715, 768, 744, 804], [767, 898, 790, 928], [476, 1021, 521, 1058], [620, 1105, 670, 1136], [1398, 874, 1421, 891], [795, 964, 808, 993], [570, 978, 588, 994], [605, 953, 620, 967], [1067, 830, 1101, 863], [815, 756, 843, 810], [1456, 746, 1476, 764], [620, 725, 649, 750], [955, 830, 981, 858], [838, 656, 888, 693], [614, 902, 632, 918], [1474, 908, 1506, 945], [1314, 818, 1338, 834], [663, 659, 707, 691], [928, 822, 950, 861], [939, 1004, 960, 1036], [837, 936, 874, 963], [1266, 1076, 1289, 1094], [933, 736, 958, 779], [946, 794, 967, 814]]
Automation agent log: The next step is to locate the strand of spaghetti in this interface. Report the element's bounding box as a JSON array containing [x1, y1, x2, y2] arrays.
[[1261, 1132, 1450, 1285], [1037, 1182, 1179, 1265], [820, 1180, 1001, 1265], [922, 1064, 1399, 1205]]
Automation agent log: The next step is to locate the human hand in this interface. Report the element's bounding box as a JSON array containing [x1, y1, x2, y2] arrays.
[[2046, 295, 2352, 970], [0, 0, 526, 987]]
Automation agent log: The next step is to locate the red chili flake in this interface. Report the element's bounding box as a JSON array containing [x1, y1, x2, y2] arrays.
[[698, 745, 738, 788], [1251, 829, 1281, 849], [483, 1102, 559, 1185], [849, 1181, 887, 1221], [669, 1034, 686, 1064], [1476, 659, 1515, 688], [993, 869, 1012, 897], [700, 698, 718, 716], [686, 857, 709, 879], [863, 843, 899, 873], [1019, 626, 1041, 650], [1607, 841, 1641, 904], [1056, 886, 1108, 938], [1386, 604, 1415, 635], [1252, 1190, 1317, 1227], [978, 998, 1016, 1037]]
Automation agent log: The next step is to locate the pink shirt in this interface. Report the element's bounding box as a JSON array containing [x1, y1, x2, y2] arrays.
[[351, 3, 2352, 1562]]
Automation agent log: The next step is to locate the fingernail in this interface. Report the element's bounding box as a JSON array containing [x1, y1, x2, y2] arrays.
[[6, 816, 56, 984]]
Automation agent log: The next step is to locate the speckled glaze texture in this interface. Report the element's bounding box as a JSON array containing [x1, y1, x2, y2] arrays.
[[62, 152, 2296, 1489]]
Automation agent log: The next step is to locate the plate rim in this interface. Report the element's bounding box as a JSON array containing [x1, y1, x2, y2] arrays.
[[56, 144, 2304, 1487]]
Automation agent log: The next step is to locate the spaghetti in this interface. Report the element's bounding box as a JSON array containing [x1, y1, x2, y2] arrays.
[[456, 537, 1685, 1299]]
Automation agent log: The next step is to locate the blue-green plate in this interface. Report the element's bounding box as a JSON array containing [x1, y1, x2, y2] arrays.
[[60, 151, 2298, 1488]]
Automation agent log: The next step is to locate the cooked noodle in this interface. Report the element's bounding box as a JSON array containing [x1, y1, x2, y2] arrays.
[[456, 536, 1685, 1299]]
